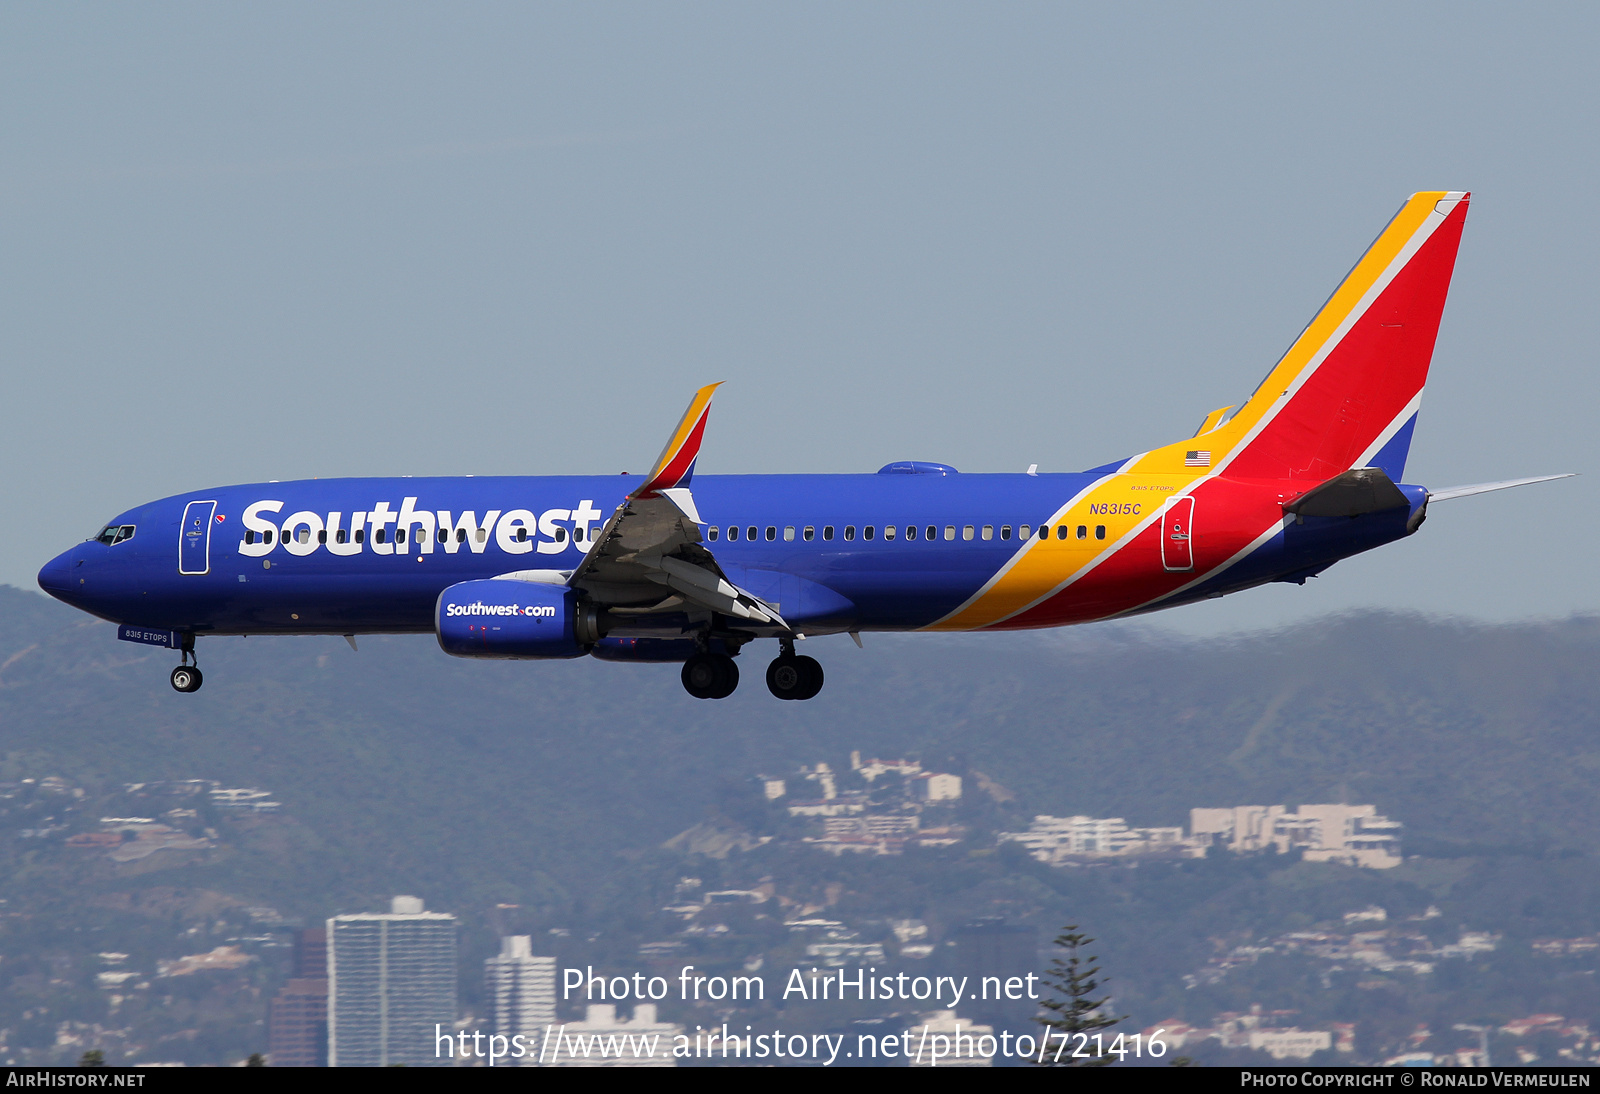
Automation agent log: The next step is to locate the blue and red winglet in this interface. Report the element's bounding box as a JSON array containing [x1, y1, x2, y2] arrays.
[[633, 383, 722, 499]]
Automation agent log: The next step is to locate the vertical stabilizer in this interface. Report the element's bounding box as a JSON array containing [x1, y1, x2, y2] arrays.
[[1139, 191, 1469, 482]]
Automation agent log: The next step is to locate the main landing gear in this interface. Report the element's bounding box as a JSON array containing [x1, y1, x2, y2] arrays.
[[674, 638, 828, 702], [682, 652, 739, 700], [766, 639, 823, 701], [170, 638, 202, 694]]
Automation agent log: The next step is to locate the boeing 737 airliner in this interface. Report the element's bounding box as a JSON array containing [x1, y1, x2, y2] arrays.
[[36, 191, 1570, 700]]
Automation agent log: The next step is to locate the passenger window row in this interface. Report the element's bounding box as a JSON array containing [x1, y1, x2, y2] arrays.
[[704, 522, 1108, 543]]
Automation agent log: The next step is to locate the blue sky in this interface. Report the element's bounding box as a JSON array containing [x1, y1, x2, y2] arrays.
[[3, 3, 1595, 635]]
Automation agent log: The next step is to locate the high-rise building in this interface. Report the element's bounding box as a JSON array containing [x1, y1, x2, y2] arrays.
[[327, 896, 458, 1067], [485, 936, 556, 1065], [545, 1005, 681, 1067], [293, 927, 328, 979], [953, 919, 1038, 1038], [269, 927, 329, 1066]]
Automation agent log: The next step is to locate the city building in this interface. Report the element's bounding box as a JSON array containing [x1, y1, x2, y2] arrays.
[[269, 928, 328, 1067], [916, 773, 962, 802], [908, 1011, 995, 1067], [999, 815, 1188, 863], [328, 895, 458, 1067], [544, 1004, 682, 1067], [269, 981, 328, 1066], [953, 920, 1037, 1033], [485, 936, 556, 1067], [1146, 1006, 1338, 1060], [1189, 804, 1402, 868]]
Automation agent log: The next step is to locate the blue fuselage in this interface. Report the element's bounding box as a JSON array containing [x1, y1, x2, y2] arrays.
[[37, 470, 1423, 639]]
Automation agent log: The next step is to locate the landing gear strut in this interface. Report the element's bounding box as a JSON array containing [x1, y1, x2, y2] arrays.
[[170, 637, 202, 694], [766, 639, 823, 700], [682, 652, 739, 699]]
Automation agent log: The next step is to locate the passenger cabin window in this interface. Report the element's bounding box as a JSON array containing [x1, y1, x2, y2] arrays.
[[926, 525, 936, 541], [963, 525, 975, 541], [317, 529, 328, 544], [1021, 525, 1033, 539], [747, 526, 758, 542], [905, 525, 917, 540], [765, 526, 776, 541], [475, 528, 487, 543], [1077, 525, 1087, 539], [944, 525, 955, 541], [728, 526, 739, 541], [823, 526, 835, 540], [844, 526, 855, 541], [336, 529, 348, 544], [784, 526, 795, 541], [708, 527, 719, 541], [395, 529, 405, 543], [803, 526, 815, 541], [516, 527, 528, 542], [456, 529, 467, 543], [265, 529, 274, 544], [375, 529, 387, 544], [354, 529, 363, 544], [981, 525, 993, 540], [1000, 525, 1011, 540], [883, 525, 896, 541], [864, 526, 875, 541], [245, 531, 256, 545], [1096, 525, 1106, 540], [555, 528, 566, 543]]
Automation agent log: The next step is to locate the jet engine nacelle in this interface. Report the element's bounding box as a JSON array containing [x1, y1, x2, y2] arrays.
[[434, 579, 600, 659]]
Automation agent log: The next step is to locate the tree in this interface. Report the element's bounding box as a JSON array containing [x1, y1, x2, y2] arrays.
[[77, 1050, 105, 1067], [1035, 924, 1124, 1066]]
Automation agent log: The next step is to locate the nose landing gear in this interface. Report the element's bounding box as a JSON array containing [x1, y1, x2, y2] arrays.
[[170, 637, 202, 693], [766, 639, 823, 700], [682, 652, 739, 699]]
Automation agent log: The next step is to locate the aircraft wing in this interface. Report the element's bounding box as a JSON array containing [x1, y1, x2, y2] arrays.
[[561, 384, 789, 629]]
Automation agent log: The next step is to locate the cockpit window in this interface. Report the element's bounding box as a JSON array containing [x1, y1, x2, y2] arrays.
[[95, 524, 136, 545]]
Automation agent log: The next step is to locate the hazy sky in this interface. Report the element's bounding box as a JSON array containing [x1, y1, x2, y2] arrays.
[[3, 4, 1596, 636]]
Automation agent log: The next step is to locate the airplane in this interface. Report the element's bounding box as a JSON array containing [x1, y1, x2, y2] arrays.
[[36, 190, 1572, 701]]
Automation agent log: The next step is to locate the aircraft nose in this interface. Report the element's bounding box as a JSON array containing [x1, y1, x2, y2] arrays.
[[37, 550, 79, 597]]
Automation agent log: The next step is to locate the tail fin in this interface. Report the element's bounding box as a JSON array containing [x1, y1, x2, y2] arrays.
[[1136, 191, 1469, 482]]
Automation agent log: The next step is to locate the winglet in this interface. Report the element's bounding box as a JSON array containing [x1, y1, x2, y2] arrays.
[[634, 383, 722, 499]]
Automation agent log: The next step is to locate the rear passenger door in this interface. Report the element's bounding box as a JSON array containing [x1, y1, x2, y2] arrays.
[[1160, 496, 1195, 572]]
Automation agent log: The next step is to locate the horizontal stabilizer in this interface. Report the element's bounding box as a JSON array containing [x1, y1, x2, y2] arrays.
[[1427, 473, 1576, 502], [1284, 467, 1409, 520]]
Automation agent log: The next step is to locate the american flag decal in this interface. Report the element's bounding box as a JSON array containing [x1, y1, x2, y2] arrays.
[[1185, 450, 1211, 467]]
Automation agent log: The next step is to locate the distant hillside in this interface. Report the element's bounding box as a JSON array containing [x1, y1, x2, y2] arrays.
[[2, 585, 1598, 917]]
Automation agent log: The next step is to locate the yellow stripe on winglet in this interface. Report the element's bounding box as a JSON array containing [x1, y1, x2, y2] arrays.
[[645, 382, 722, 482]]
